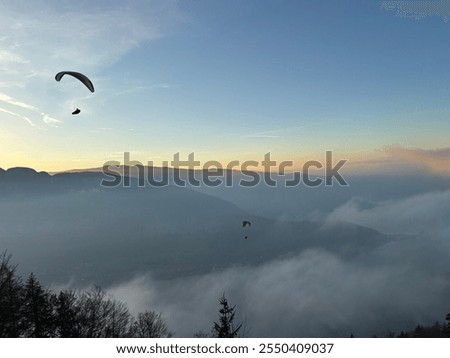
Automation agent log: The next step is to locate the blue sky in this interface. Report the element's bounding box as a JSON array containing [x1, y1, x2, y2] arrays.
[[1, 0, 450, 172]]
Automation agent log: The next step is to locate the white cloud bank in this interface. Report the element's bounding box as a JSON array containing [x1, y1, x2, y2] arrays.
[[108, 248, 450, 337]]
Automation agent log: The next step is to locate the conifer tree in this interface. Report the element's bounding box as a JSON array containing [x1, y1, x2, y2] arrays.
[[21, 273, 55, 337], [53, 290, 80, 337], [212, 294, 242, 338], [0, 252, 24, 337]]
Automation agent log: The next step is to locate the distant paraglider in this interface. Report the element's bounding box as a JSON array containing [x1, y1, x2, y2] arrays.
[[55, 71, 94, 114], [242, 220, 251, 239]]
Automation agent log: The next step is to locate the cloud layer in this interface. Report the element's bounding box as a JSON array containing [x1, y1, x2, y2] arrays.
[[104, 174, 450, 337], [108, 247, 450, 337], [385, 146, 450, 176]]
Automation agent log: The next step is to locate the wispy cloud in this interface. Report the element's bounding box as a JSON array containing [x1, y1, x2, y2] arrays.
[[23, 117, 35, 127], [0, 1, 184, 77], [326, 188, 450, 238], [0, 92, 37, 111], [104, 83, 176, 99], [42, 115, 62, 126], [0, 81, 25, 89], [0, 92, 61, 127], [381, 1, 450, 22], [0, 1, 185, 130], [148, 83, 173, 90], [0, 50, 28, 64], [0, 106, 36, 127], [385, 146, 450, 175]]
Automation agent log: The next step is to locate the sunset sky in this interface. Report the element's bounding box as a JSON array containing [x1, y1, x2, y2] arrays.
[[1, 0, 450, 173]]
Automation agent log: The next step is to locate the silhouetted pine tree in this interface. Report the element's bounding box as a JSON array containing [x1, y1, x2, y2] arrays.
[[428, 322, 446, 338], [445, 309, 450, 337], [413, 324, 426, 338], [53, 290, 81, 337], [21, 273, 55, 337], [212, 294, 242, 338], [390, 321, 447, 338], [0, 252, 24, 337]]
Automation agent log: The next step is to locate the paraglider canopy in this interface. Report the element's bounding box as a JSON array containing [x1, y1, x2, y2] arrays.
[[55, 71, 95, 93], [72, 108, 81, 115]]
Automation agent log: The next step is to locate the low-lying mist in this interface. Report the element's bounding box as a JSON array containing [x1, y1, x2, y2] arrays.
[[1, 167, 450, 337]]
